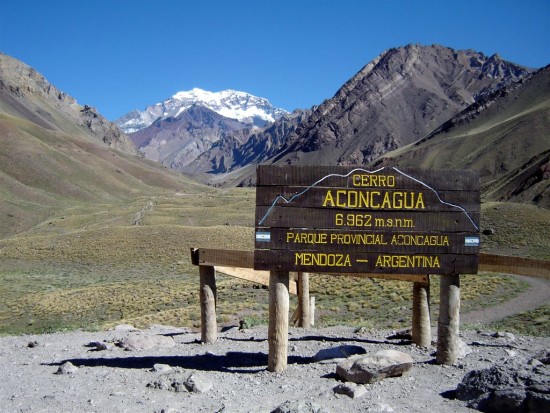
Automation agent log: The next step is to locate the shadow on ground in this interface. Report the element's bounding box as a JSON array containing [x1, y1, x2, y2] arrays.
[[46, 351, 311, 374]]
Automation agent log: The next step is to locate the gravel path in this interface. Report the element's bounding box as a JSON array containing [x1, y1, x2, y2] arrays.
[[462, 274, 550, 324]]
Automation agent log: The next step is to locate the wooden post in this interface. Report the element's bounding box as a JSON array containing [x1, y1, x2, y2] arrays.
[[297, 272, 311, 328], [200, 265, 217, 344], [412, 277, 431, 347], [437, 274, 460, 364], [309, 296, 315, 327], [268, 270, 289, 372]]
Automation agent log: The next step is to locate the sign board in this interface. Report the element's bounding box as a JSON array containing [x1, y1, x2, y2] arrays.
[[254, 165, 480, 274]]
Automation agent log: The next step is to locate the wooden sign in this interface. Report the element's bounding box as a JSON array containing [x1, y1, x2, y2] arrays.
[[254, 165, 480, 274]]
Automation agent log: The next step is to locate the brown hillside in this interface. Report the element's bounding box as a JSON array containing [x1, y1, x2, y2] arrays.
[[377, 66, 550, 207], [0, 112, 204, 238]]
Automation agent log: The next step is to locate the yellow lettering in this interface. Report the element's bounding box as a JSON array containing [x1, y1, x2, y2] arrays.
[[329, 232, 387, 245], [380, 191, 391, 208], [322, 189, 425, 210], [371, 191, 381, 208], [336, 190, 347, 207], [416, 193, 425, 209], [286, 232, 328, 244], [389, 234, 449, 246], [375, 254, 441, 268], [295, 253, 351, 267], [323, 190, 335, 207], [351, 174, 396, 187]]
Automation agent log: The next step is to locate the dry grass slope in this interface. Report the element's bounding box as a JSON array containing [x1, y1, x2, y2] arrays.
[[0, 112, 205, 238], [0, 185, 546, 336]]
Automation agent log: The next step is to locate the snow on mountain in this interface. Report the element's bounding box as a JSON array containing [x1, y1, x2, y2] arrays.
[[115, 88, 288, 134]]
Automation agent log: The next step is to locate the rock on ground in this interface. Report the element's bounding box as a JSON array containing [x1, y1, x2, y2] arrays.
[[336, 349, 413, 384], [456, 358, 550, 412]]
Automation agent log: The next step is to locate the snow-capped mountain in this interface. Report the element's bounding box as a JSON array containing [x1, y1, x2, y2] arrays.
[[115, 88, 288, 133]]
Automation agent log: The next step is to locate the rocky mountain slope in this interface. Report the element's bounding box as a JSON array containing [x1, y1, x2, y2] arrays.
[[0, 53, 137, 155], [128, 105, 252, 170], [0, 53, 204, 238], [182, 109, 311, 176], [118, 88, 288, 171], [272, 44, 530, 166], [376, 65, 550, 208], [177, 44, 533, 184]]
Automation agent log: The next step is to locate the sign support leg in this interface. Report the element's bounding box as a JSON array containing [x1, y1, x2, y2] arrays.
[[297, 272, 311, 328], [200, 265, 217, 344], [268, 270, 289, 372], [436, 274, 460, 364], [412, 276, 431, 347]]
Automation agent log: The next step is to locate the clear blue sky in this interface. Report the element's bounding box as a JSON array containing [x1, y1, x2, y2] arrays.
[[1, 0, 549, 120]]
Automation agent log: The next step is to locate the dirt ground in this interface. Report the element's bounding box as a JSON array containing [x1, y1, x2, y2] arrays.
[[1, 275, 548, 413], [0, 324, 548, 413]]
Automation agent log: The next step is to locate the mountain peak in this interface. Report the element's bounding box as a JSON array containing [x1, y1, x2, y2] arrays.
[[116, 88, 288, 134], [172, 88, 244, 100]]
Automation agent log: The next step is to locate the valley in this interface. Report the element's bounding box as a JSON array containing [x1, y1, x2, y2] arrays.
[[2, 4, 550, 411], [0, 187, 548, 336], [0, 46, 549, 338]]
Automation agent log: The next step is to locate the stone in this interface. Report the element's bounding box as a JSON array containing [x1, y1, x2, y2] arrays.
[[534, 350, 550, 365], [336, 350, 413, 384], [492, 331, 516, 341], [376, 349, 414, 364], [87, 341, 111, 351], [147, 371, 212, 394], [456, 364, 550, 412], [55, 361, 78, 375], [118, 334, 175, 351], [528, 358, 544, 367], [527, 387, 550, 412], [456, 366, 521, 401], [366, 403, 394, 412], [270, 400, 331, 413], [456, 339, 472, 359], [386, 329, 413, 341], [312, 345, 366, 362], [152, 363, 173, 373], [147, 372, 188, 393], [472, 388, 526, 412], [184, 373, 212, 394], [333, 382, 367, 399]]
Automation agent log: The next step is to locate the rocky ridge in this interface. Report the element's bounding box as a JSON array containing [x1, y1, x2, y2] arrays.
[[376, 65, 550, 208], [0, 53, 137, 155], [269, 44, 530, 166], [170, 44, 533, 184], [128, 105, 252, 170]]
